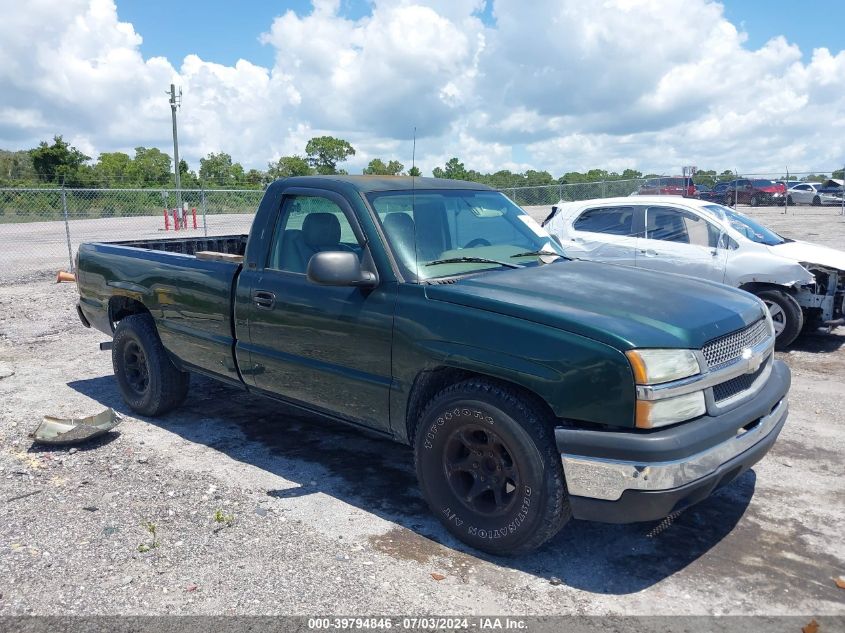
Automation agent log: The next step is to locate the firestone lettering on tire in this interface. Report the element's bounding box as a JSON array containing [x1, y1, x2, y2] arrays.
[[423, 408, 494, 449]]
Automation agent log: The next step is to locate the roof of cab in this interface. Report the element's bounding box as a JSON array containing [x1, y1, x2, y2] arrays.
[[273, 175, 494, 193]]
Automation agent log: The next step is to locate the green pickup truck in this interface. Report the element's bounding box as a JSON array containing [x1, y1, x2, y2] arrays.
[[76, 176, 790, 554]]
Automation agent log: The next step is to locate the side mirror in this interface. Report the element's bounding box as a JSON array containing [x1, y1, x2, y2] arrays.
[[307, 251, 378, 288]]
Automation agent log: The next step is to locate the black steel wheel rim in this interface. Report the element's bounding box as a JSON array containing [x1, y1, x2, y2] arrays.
[[443, 425, 520, 517], [123, 340, 149, 396]]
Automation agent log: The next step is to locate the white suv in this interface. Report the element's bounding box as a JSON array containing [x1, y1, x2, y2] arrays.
[[543, 196, 845, 347]]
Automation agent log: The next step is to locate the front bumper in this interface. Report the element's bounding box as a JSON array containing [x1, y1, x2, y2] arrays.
[[556, 360, 790, 523]]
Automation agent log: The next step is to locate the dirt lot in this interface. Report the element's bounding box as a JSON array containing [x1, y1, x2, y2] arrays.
[[0, 204, 844, 616]]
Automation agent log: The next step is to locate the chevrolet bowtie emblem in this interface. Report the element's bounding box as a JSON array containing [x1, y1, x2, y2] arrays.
[[742, 347, 763, 373]]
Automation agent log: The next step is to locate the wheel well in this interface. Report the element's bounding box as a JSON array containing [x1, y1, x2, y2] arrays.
[[108, 296, 150, 330], [405, 366, 556, 447], [739, 282, 796, 297]]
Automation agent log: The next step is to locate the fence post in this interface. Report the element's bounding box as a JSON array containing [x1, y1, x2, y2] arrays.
[[734, 169, 739, 208], [201, 186, 208, 237], [601, 179, 606, 198], [61, 185, 74, 271], [783, 167, 789, 214]]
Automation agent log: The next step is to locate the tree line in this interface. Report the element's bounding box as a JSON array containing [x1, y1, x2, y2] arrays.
[[1, 135, 841, 190]]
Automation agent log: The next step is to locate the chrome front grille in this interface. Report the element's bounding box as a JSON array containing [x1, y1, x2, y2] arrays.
[[712, 357, 770, 402], [702, 319, 770, 369]]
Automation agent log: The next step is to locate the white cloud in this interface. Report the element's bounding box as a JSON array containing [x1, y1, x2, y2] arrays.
[[0, 0, 843, 177]]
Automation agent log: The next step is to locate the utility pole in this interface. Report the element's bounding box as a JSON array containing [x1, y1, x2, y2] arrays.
[[168, 83, 183, 212]]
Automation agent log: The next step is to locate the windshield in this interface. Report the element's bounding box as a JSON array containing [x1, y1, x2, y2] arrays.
[[366, 189, 565, 280], [703, 204, 785, 245]]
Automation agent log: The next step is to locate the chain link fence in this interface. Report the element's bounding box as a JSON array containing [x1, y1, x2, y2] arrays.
[[0, 187, 262, 282], [1, 173, 843, 283], [500, 178, 648, 207]]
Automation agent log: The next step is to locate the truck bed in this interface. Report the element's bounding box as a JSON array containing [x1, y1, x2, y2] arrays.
[[111, 234, 248, 257], [76, 235, 248, 385]]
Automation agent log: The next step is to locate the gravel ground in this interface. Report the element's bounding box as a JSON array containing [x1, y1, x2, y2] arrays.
[[0, 204, 843, 616]]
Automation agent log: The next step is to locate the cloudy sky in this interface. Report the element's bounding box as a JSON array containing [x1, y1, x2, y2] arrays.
[[1, 0, 844, 176]]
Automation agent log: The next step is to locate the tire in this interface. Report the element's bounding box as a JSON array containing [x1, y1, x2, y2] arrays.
[[724, 194, 735, 207], [414, 378, 570, 555], [786, 195, 794, 205], [112, 313, 190, 416], [812, 196, 821, 206], [755, 290, 804, 349], [750, 195, 758, 207]]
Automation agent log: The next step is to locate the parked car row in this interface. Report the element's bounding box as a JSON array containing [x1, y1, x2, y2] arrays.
[[543, 195, 845, 348], [636, 176, 845, 207]]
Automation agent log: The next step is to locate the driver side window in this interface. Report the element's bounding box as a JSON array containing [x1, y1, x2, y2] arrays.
[[267, 195, 360, 273]]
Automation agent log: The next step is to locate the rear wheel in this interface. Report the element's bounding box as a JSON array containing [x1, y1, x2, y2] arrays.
[[112, 313, 190, 416], [414, 379, 570, 555], [786, 195, 794, 205], [756, 289, 803, 349]]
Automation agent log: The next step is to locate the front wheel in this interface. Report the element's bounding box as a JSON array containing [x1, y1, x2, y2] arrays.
[[786, 195, 794, 205], [756, 289, 804, 349], [812, 196, 821, 206], [414, 379, 570, 555], [112, 313, 190, 416], [750, 194, 758, 207]]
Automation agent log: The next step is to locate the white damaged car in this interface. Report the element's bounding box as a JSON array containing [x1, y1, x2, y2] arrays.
[[542, 196, 845, 348]]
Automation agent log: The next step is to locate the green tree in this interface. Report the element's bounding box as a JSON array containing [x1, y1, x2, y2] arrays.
[[432, 157, 467, 180], [131, 147, 172, 186], [619, 169, 643, 180], [268, 155, 312, 179], [29, 136, 90, 185], [305, 136, 356, 175], [93, 151, 133, 186], [245, 168, 266, 186], [487, 170, 523, 188], [177, 159, 201, 188], [523, 169, 555, 186], [0, 150, 37, 185], [407, 166, 421, 177], [363, 158, 404, 176], [199, 152, 245, 185]]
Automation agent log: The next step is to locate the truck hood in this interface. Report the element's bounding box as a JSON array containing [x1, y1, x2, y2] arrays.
[[425, 260, 766, 350], [767, 240, 845, 271]]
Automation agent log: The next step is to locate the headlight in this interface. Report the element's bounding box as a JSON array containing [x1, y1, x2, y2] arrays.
[[636, 391, 706, 429], [625, 349, 702, 385]]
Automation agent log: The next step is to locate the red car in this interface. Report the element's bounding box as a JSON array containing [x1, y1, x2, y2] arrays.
[[637, 177, 696, 197], [723, 179, 786, 206]]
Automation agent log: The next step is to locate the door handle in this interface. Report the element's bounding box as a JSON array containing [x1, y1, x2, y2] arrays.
[[252, 290, 276, 309], [639, 249, 658, 257]]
